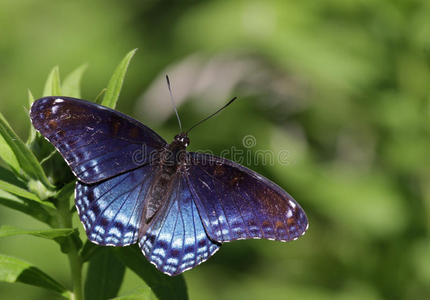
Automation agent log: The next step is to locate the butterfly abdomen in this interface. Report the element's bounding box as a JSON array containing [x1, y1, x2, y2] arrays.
[[142, 136, 189, 222]]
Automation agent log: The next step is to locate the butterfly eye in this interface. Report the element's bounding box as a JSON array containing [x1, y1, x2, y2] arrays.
[[174, 133, 189, 147], [183, 136, 190, 146]]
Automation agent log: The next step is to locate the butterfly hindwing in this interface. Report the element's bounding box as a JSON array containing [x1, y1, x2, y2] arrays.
[[75, 164, 156, 246], [139, 175, 220, 276], [187, 153, 308, 243], [30, 97, 166, 184]]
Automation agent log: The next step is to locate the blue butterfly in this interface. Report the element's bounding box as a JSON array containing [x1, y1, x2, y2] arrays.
[[30, 96, 308, 276]]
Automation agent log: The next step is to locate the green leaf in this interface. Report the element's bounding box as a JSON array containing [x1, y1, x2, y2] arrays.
[[0, 225, 74, 240], [80, 240, 101, 262], [101, 49, 137, 109], [115, 246, 188, 300], [0, 135, 20, 176], [26, 89, 37, 145], [0, 253, 70, 297], [0, 225, 79, 254], [56, 180, 75, 203], [0, 179, 53, 206], [62, 64, 88, 98], [94, 88, 107, 104], [112, 286, 157, 300], [0, 113, 54, 189], [0, 165, 26, 188], [54, 181, 83, 253], [85, 248, 125, 300], [0, 166, 49, 205], [0, 167, 56, 213], [43, 66, 61, 96], [0, 190, 55, 225]]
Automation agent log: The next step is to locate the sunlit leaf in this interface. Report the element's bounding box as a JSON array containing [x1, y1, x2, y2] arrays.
[[0, 190, 54, 225], [0, 253, 70, 297], [0, 136, 20, 177], [0, 225, 74, 240], [0, 113, 54, 189], [26, 89, 37, 145], [94, 88, 107, 104], [101, 49, 137, 109], [62, 64, 88, 98], [42, 66, 61, 96], [0, 179, 53, 207]]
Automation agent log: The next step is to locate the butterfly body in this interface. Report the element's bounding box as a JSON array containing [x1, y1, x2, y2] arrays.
[[142, 134, 189, 222], [30, 96, 308, 276]]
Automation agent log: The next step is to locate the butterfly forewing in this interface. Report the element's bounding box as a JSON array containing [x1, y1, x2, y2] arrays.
[[30, 97, 166, 184], [187, 153, 308, 243]]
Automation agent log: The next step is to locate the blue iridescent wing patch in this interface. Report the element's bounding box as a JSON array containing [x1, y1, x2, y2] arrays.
[[30, 97, 166, 184], [75, 164, 156, 246], [187, 153, 308, 243], [139, 175, 220, 276]]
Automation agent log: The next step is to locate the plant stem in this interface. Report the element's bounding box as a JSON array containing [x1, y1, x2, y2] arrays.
[[57, 193, 83, 300], [67, 246, 83, 300]]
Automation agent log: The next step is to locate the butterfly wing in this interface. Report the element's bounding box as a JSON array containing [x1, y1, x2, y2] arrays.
[[139, 175, 220, 276], [187, 152, 308, 243], [75, 164, 157, 246], [30, 97, 166, 184]]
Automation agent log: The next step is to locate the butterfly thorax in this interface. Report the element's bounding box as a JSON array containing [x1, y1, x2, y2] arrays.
[[142, 133, 190, 222]]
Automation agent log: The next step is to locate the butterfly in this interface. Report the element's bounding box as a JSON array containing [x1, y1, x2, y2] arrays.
[[30, 96, 308, 276]]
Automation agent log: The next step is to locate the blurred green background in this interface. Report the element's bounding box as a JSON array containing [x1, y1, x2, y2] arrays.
[[1, 0, 430, 299]]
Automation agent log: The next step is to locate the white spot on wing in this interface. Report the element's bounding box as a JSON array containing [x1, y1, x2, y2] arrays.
[[289, 200, 296, 208], [199, 178, 211, 191]]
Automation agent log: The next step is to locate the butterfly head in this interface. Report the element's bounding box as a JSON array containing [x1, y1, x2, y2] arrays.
[[174, 132, 190, 148]]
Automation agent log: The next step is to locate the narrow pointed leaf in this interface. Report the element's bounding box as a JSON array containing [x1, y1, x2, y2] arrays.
[[94, 88, 107, 104], [0, 166, 44, 204], [0, 190, 54, 225], [27, 89, 37, 145], [0, 225, 77, 252], [85, 248, 125, 300], [0, 113, 54, 189], [0, 179, 51, 206], [62, 64, 87, 98], [43, 66, 61, 96], [0, 165, 26, 188], [0, 225, 74, 240], [0, 133, 20, 176], [101, 49, 137, 108], [115, 246, 188, 300], [0, 254, 70, 297]]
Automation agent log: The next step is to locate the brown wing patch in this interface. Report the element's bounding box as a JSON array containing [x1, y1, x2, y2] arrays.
[[48, 119, 57, 129], [214, 164, 225, 176], [129, 126, 140, 139], [111, 120, 121, 136], [256, 187, 288, 218]]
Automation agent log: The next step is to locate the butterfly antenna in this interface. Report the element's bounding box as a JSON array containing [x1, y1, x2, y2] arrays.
[[185, 96, 238, 134], [166, 75, 183, 132]]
